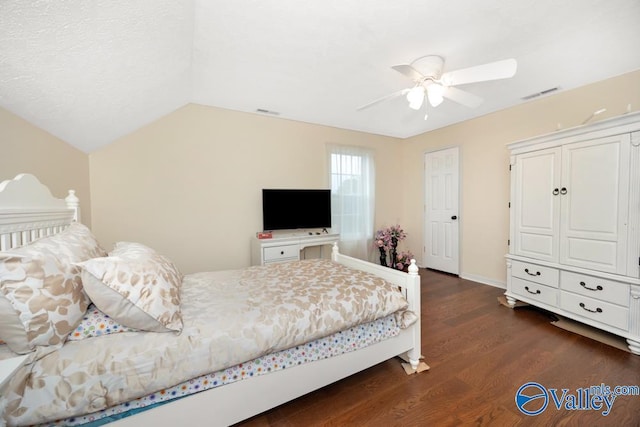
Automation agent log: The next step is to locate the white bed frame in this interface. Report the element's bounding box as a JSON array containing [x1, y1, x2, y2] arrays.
[[0, 174, 422, 427]]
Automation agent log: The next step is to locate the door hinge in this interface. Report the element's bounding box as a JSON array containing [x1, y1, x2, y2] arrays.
[[509, 164, 512, 171], [508, 239, 511, 246], [508, 202, 511, 208]]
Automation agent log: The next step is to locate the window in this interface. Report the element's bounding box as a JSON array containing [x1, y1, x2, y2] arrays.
[[327, 145, 375, 260]]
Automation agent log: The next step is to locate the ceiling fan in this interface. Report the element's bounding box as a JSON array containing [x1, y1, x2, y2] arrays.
[[357, 55, 517, 118]]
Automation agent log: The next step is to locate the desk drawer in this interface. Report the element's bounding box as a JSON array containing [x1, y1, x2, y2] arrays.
[[560, 271, 629, 307], [511, 260, 559, 288], [512, 277, 558, 307], [263, 245, 299, 263], [560, 291, 629, 331]]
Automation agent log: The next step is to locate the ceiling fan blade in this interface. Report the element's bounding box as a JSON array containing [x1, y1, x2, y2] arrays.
[[391, 64, 425, 83], [441, 58, 517, 86], [442, 86, 484, 108], [356, 88, 410, 111]]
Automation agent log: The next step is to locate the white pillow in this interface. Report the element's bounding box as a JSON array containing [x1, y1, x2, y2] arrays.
[[78, 242, 183, 332], [0, 223, 107, 354]]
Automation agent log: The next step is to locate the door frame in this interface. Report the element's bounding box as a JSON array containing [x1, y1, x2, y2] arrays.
[[423, 145, 461, 274]]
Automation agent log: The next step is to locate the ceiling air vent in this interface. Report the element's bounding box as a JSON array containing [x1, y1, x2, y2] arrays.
[[256, 108, 280, 116], [521, 87, 560, 101]]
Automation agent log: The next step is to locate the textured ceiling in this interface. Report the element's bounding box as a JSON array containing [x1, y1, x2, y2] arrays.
[[1, 0, 640, 153]]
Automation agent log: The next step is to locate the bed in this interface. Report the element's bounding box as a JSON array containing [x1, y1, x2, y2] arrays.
[[0, 174, 423, 427]]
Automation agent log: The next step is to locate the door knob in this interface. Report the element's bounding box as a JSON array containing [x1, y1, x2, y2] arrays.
[[451, 215, 458, 220]]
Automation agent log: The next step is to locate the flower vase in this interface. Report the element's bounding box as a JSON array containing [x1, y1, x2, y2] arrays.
[[378, 247, 387, 266], [390, 237, 398, 269]]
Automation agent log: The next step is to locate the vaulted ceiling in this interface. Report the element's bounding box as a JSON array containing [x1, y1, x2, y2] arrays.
[[2, 0, 639, 153]]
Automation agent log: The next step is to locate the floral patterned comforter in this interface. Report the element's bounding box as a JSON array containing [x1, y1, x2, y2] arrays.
[[1, 259, 415, 427]]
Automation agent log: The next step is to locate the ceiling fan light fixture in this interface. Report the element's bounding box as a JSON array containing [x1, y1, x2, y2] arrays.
[[407, 86, 425, 110], [427, 84, 444, 107], [359, 55, 517, 113]]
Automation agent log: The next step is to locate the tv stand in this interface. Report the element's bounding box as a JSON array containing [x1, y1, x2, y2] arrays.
[[251, 233, 340, 266]]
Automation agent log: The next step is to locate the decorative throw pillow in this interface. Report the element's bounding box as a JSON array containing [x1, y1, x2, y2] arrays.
[[77, 242, 183, 332], [0, 223, 108, 354]]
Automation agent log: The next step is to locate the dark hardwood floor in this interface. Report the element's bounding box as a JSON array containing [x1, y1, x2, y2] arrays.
[[237, 269, 640, 426]]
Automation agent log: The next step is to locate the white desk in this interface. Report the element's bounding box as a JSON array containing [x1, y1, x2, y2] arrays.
[[251, 233, 340, 265]]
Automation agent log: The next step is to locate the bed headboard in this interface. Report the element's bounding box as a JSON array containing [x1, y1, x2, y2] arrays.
[[0, 174, 79, 251]]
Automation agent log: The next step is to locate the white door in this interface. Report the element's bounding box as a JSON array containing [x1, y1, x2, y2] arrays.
[[513, 147, 561, 262], [424, 147, 459, 274], [559, 134, 630, 274]]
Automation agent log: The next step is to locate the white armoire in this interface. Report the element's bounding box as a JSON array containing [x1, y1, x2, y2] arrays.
[[505, 111, 640, 355]]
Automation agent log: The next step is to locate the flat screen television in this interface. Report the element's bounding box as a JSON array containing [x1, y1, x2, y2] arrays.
[[262, 189, 331, 231]]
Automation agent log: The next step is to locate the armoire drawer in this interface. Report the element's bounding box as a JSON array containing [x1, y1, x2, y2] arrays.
[[560, 271, 629, 307], [511, 260, 559, 288], [560, 291, 629, 331], [511, 277, 558, 306]]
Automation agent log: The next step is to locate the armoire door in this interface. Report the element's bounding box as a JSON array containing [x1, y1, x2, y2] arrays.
[[559, 134, 630, 274], [513, 147, 561, 262]]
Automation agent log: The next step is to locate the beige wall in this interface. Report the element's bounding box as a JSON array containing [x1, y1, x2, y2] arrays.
[[0, 107, 91, 225], [4, 70, 638, 283], [401, 69, 640, 286], [89, 104, 403, 273]]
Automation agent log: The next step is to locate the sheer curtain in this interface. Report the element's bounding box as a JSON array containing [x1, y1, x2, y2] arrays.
[[327, 144, 375, 260]]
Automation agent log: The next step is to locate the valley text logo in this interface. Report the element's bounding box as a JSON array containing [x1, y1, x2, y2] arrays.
[[515, 382, 640, 416]]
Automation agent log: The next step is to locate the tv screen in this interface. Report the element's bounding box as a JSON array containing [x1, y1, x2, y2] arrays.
[[262, 189, 331, 231]]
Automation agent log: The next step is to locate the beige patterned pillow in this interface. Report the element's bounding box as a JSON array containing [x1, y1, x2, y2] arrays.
[[0, 223, 108, 354], [78, 242, 183, 333]]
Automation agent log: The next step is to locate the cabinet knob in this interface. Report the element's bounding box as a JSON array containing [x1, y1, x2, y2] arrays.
[[280, 251, 284, 255], [560, 187, 567, 195], [553, 188, 559, 195]]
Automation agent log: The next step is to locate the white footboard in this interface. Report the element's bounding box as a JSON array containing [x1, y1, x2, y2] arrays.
[[331, 243, 422, 368]]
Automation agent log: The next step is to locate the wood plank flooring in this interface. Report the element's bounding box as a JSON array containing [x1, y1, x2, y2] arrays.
[[236, 269, 640, 426]]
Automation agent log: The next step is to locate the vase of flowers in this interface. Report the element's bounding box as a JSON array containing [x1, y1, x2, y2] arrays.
[[374, 225, 410, 271]]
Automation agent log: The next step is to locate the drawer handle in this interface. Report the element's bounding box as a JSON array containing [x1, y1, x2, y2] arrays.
[[524, 268, 541, 277], [524, 286, 541, 295], [579, 281, 603, 291], [579, 302, 602, 314]]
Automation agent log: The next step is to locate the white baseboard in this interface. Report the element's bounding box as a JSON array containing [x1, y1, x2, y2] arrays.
[[459, 272, 506, 289]]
